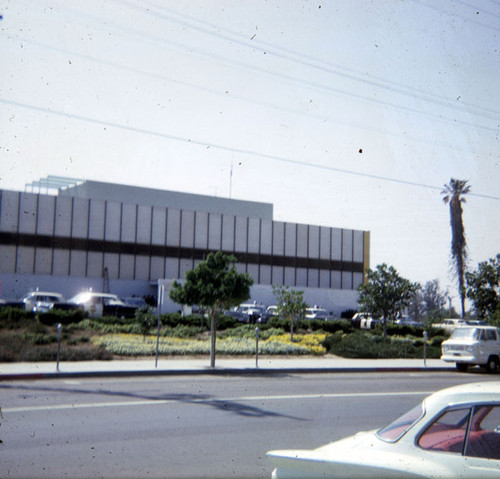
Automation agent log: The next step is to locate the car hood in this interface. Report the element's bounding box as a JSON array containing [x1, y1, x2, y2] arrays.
[[442, 338, 476, 345], [267, 430, 464, 478]]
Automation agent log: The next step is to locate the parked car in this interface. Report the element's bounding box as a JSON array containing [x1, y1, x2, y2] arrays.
[[20, 290, 79, 313], [268, 381, 500, 478], [123, 296, 152, 311], [351, 312, 380, 330], [433, 318, 466, 334], [441, 325, 500, 372], [395, 316, 425, 328], [305, 306, 329, 320], [265, 305, 279, 320], [228, 302, 267, 323], [68, 291, 138, 318]]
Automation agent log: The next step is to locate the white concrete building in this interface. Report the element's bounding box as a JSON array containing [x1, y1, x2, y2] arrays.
[[0, 177, 369, 315]]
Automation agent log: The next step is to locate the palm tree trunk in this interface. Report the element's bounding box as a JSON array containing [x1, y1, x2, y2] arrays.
[[450, 198, 467, 318]]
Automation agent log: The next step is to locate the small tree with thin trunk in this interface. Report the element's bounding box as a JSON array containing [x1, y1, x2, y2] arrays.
[[169, 251, 253, 368], [272, 285, 307, 342]]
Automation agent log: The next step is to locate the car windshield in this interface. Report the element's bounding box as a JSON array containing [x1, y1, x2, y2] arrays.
[[377, 403, 424, 442], [450, 328, 480, 340], [43, 296, 61, 302]]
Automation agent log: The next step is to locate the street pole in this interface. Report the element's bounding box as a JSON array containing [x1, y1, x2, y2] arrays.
[[423, 330, 428, 367], [56, 323, 62, 372], [155, 285, 164, 368], [255, 327, 260, 369]]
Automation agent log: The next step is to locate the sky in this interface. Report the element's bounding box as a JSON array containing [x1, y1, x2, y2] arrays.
[[1, 0, 499, 308]]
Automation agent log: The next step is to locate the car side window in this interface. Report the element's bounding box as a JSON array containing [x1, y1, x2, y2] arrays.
[[485, 329, 496, 341], [418, 408, 470, 453], [465, 406, 500, 460]]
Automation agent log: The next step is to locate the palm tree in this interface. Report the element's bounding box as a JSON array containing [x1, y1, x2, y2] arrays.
[[441, 178, 471, 318]]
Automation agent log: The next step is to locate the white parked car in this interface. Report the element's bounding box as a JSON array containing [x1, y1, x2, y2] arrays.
[[268, 381, 500, 478], [265, 305, 279, 318], [305, 306, 329, 320], [21, 291, 65, 312], [68, 291, 138, 318], [433, 318, 466, 334], [20, 291, 78, 313]]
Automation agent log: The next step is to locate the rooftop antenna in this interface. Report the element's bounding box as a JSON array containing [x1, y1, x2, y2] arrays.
[[229, 160, 233, 199]]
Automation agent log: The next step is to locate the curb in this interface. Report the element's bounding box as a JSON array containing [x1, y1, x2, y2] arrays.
[[0, 366, 454, 381]]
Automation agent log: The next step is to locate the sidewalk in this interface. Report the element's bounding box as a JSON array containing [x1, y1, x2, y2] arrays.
[[0, 356, 454, 380]]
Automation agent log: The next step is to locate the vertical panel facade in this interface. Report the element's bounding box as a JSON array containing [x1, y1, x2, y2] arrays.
[[0, 189, 366, 293]]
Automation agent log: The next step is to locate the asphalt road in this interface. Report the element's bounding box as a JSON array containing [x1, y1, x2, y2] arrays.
[[1, 371, 497, 478]]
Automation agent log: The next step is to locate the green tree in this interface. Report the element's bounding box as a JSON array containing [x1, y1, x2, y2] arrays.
[[272, 286, 307, 342], [441, 178, 471, 318], [409, 279, 447, 326], [135, 308, 156, 341], [466, 254, 500, 321], [169, 251, 253, 368], [357, 264, 419, 337]]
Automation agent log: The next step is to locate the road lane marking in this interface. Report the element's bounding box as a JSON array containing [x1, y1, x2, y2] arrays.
[[2, 390, 431, 413]]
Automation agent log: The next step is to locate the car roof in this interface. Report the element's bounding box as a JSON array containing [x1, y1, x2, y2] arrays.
[[24, 291, 64, 298], [453, 325, 498, 331], [71, 292, 119, 299], [426, 381, 500, 408]]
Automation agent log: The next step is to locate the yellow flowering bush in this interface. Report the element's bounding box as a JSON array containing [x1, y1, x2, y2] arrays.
[[92, 331, 327, 356]]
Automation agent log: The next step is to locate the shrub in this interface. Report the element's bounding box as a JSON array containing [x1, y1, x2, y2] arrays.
[[384, 323, 425, 337], [38, 309, 87, 326], [73, 318, 142, 334], [322, 331, 441, 359], [134, 309, 157, 339], [321, 319, 353, 334], [216, 315, 238, 330], [266, 317, 291, 331], [161, 313, 208, 328], [29, 333, 58, 345], [0, 307, 34, 326], [90, 315, 135, 326], [160, 325, 202, 338], [0, 328, 112, 362]]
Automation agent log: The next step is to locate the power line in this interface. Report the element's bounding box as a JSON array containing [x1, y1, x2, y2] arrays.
[[12, 34, 494, 159], [126, 0, 500, 122], [3, 97, 499, 201], [411, 0, 500, 30], [455, 0, 500, 20], [15, 0, 500, 133]]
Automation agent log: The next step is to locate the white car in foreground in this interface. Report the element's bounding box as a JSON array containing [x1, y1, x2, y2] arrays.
[[267, 382, 500, 478]]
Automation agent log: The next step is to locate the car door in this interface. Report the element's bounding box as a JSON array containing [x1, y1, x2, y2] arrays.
[[477, 329, 500, 363], [88, 295, 103, 317], [463, 405, 500, 476], [417, 406, 500, 477]]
